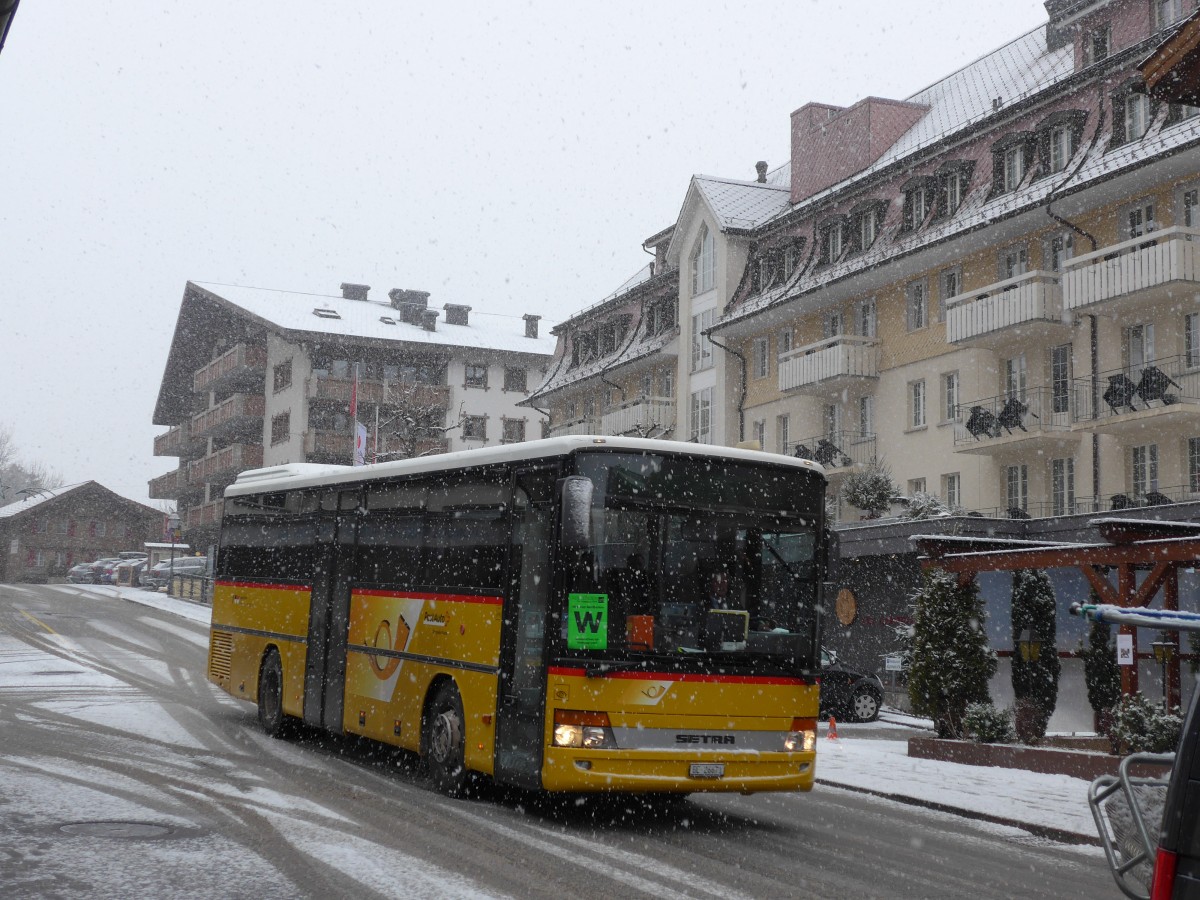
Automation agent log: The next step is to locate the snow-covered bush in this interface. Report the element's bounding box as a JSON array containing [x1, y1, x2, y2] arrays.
[[963, 702, 1015, 744], [1010, 568, 1059, 743], [1080, 614, 1121, 734], [907, 568, 996, 739], [902, 491, 948, 520], [1108, 693, 1183, 755], [840, 462, 899, 519]]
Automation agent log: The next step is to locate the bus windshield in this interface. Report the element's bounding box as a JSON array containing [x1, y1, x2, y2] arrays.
[[558, 451, 823, 673]]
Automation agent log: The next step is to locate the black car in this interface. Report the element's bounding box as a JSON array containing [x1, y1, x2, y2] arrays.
[[1148, 684, 1200, 897], [819, 649, 883, 723]]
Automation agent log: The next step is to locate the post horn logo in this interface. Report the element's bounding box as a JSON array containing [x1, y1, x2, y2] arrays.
[[369, 616, 411, 679]]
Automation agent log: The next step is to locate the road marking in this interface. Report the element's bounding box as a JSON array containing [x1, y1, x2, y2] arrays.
[[18, 609, 57, 634]]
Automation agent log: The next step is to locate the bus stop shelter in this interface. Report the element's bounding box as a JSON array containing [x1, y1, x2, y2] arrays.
[[913, 519, 1200, 710]]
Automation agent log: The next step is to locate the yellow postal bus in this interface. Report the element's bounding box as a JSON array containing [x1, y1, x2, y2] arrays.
[[207, 436, 827, 795]]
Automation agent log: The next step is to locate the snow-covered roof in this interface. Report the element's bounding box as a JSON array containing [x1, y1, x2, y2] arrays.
[[692, 176, 792, 231], [0, 482, 89, 518], [191, 282, 557, 358], [550, 264, 658, 335]]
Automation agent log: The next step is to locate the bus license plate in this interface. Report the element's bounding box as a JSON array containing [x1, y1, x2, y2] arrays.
[[689, 763, 725, 779]]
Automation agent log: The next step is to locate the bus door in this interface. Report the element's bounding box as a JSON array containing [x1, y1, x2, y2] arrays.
[[494, 466, 557, 789], [303, 489, 360, 732]]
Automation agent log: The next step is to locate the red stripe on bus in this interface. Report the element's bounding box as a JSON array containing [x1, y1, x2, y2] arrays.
[[215, 580, 312, 592], [547, 666, 806, 685], [352, 588, 503, 605]]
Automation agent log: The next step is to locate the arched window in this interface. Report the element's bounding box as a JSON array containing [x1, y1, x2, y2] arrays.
[[691, 225, 715, 296]]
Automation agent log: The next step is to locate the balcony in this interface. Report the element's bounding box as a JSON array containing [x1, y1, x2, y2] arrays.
[[944, 271, 1069, 350], [193, 343, 267, 394], [184, 499, 223, 530], [153, 424, 202, 459], [307, 376, 450, 411], [954, 386, 1079, 456], [785, 430, 876, 475], [148, 467, 188, 500], [548, 414, 600, 437], [189, 393, 265, 440], [1070, 355, 1200, 438], [304, 429, 352, 463], [599, 396, 676, 438], [778, 336, 879, 395], [186, 443, 263, 487], [1063, 227, 1200, 314]]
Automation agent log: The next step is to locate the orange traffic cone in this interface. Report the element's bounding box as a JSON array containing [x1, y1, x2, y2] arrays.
[[828, 716, 839, 740]]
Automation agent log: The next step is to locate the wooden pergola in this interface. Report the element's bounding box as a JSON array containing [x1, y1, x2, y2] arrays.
[[914, 520, 1200, 710]]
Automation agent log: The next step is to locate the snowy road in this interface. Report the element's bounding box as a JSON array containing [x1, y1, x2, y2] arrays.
[[0, 583, 1117, 899]]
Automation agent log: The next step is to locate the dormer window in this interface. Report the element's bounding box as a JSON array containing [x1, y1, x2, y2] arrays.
[[750, 248, 782, 294], [1111, 79, 1156, 147], [817, 217, 847, 266], [1035, 110, 1086, 177], [848, 200, 886, 252], [934, 161, 974, 219], [901, 177, 937, 232], [644, 300, 676, 337], [991, 133, 1034, 195], [1154, 0, 1186, 30], [1083, 23, 1110, 65], [691, 224, 715, 296], [570, 330, 598, 368]]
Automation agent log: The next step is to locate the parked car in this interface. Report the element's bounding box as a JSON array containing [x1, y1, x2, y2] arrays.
[[66, 562, 95, 583], [819, 649, 883, 723], [87, 558, 120, 583], [98, 559, 126, 584], [143, 556, 208, 590]]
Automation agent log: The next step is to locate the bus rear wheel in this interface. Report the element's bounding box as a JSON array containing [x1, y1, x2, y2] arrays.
[[257, 648, 291, 738], [426, 682, 469, 796]]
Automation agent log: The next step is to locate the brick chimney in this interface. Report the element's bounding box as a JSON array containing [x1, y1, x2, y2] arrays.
[[340, 282, 370, 301], [420, 309, 439, 332], [523, 314, 541, 339], [388, 288, 431, 324], [790, 97, 928, 203]]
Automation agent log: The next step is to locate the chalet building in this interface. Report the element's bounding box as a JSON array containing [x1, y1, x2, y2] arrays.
[[532, 0, 1200, 725], [151, 281, 555, 550], [0, 482, 162, 582]]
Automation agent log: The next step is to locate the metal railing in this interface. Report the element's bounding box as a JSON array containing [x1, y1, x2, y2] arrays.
[[944, 270, 1064, 344], [954, 386, 1072, 448], [1072, 354, 1200, 424], [784, 430, 876, 470], [548, 414, 601, 437], [599, 396, 676, 436], [168, 573, 212, 605]]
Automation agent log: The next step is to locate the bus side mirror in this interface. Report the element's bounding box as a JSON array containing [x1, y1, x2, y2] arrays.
[[560, 476, 594, 550]]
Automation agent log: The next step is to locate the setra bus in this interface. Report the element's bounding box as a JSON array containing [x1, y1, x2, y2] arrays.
[[207, 435, 828, 795]]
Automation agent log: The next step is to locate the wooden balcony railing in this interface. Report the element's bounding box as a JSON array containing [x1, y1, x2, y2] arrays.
[[307, 376, 450, 410], [193, 343, 267, 394], [184, 499, 223, 529], [148, 467, 188, 500], [189, 393, 265, 439], [778, 336, 879, 393], [944, 271, 1064, 345], [186, 443, 263, 486], [548, 415, 600, 437]]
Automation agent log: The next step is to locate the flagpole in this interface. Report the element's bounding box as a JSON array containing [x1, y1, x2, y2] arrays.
[[350, 363, 359, 466]]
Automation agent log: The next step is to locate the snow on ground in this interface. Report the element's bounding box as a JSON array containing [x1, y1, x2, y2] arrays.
[[48, 583, 1105, 844]]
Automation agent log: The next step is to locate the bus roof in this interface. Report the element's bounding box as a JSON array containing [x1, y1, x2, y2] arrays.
[[223, 436, 826, 499]]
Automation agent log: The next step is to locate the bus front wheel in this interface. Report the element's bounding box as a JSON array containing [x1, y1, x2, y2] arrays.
[[426, 682, 468, 796], [257, 648, 291, 738]]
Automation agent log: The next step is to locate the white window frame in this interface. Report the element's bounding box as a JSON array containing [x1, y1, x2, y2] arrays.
[[856, 298, 877, 338], [1125, 323, 1156, 371], [1006, 464, 1029, 514], [690, 309, 715, 372], [1049, 123, 1073, 173], [942, 372, 960, 423], [1003, 144, 1026, 192], [908, 477, 927, 495], [1126, 199, 1157, 238], [1046, 231, 1074, 272], [906, 280, 928, 331], [823, 403, 841, 440], [752, 336, 769, 379], [691, 225, 715, 296], [778, 328, 794, 355], [1156, 0, 1185, 29], [1186, 312, 1199, 369], [942, 473, 961, 510], [910, 185, 930, 226], [1125, 93, 1151, 142], [1052, 457, 1075, 516], [1000, 244, 1029, 280], [1189, 437, 1200, 493], [1004, 353, 1028, 401], [910, 380, 927, 429], [859, 209, 877, 249], [1085, 24, 1110, 65], [690, 388, 713, 444], [752, 419, 766, 450], [1181, 186, 1200, 228], [824, 311, 844, 339], [776, 413, 790, 454], [1051, 343, 1072, 414], [1132, 444, 1160, 496], [858, 395, 874, 437], [939, 267, 962, 322]]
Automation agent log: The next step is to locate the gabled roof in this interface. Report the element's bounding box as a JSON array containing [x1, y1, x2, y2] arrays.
[[0, 481, 159, 520], [666, 175, 792, 264], [190, 282, 557, 356]]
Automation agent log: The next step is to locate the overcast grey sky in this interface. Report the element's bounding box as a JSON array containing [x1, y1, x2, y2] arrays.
[[0, 1, 1050, 507]]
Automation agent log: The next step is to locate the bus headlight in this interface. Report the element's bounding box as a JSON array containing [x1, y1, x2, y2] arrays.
[[553, 710, 615, 749], [784, 718, 817, 752]]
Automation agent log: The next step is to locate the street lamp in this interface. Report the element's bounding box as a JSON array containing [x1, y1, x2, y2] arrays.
[[1152, 639, 1175, 711], [1016, 628, 1044, 663]]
